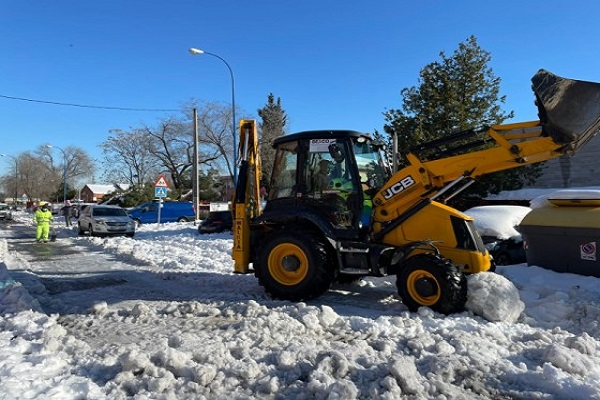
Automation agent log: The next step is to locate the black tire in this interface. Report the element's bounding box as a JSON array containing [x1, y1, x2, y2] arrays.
[[78, 223, 85, 236], [255, 229, 335, 301], [396, 253, 467, 314], [177, 217, 189, 223]]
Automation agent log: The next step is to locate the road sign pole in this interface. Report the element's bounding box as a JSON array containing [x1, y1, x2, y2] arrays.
[[154, 175, 169, 225], [157, 198, 162, 224]]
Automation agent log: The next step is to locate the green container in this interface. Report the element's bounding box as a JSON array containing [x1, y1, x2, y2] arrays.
[[519, 204, 600, 277]]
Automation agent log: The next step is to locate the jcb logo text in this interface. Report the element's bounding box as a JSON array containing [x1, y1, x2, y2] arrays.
[[383, 176, 416, 200]]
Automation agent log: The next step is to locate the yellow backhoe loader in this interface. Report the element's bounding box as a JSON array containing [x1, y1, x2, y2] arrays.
[[232, 70, 600, 313]]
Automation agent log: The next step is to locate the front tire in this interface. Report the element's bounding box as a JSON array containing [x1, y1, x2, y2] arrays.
[[255, 230, 335, 301], [397, 253, 467, 314]]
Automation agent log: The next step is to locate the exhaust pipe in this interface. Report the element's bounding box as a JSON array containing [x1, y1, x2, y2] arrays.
[[532, 69, 600, 153]]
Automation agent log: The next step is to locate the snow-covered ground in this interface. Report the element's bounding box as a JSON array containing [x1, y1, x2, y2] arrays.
[[1, 205, 600, 399]]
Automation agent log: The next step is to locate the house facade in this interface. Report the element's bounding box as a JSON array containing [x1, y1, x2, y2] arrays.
[[530, 132, 600, 188], [80, 184, 130, 203]]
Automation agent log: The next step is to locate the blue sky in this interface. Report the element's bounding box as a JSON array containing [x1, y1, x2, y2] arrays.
[[1, 1, 599, 178]]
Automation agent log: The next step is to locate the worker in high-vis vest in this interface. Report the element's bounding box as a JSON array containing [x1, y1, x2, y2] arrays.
[[34, 201, 53, 243]]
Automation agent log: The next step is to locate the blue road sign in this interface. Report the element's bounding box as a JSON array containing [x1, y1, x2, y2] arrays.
[[155, 187, 168, 198]]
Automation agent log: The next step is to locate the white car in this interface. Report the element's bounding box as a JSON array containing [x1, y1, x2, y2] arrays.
[[78, 205, 135, 237], [0, 203, 12, 220]]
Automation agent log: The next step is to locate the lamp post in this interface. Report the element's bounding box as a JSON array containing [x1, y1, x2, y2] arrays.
[[193, 107, 200, 224], [188, 47, 238, 184], [1, 154, 18, 207], [46, 145, 67, 203]]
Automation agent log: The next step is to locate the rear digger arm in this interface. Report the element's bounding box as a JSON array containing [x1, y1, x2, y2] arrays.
[[232, 120, 262, 273], [372, 70, 600, 223]]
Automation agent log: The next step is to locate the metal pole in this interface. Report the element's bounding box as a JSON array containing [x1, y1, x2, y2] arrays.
[[47, 145, 68, 203], [193, 108, 200, 225], [62, 159, 67, 203], [13, 159, 18, 207], [188, 48, 237, 184]]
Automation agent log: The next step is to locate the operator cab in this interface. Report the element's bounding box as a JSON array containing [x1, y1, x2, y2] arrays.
[[264, 130, 390, 238]]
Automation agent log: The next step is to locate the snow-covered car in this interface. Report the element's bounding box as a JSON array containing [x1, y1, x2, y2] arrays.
[[463, 205, 531, 265], [78, 204, 135, 237], [0, 203, 12, 220]]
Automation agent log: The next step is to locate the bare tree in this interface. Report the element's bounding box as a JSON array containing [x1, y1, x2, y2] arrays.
[[98, 100, 240, 197], [101, 128, 157, 187], [193, 101, 238, 183], [35, 145, 94, 201], [141, 117, 195, 191], [15, 152, 55, 201]]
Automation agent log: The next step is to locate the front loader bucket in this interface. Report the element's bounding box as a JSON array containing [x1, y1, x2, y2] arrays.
[[532, 69, 600, 153]]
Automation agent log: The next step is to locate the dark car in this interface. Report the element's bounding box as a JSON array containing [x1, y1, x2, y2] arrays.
[[463, 205, 530, 266], [483, 235, 526, 266], [198, 210, 233, 234]]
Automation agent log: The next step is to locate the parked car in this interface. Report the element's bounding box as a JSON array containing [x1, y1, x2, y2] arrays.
[[484, 234, 526, 266], [73, 203, 96, 219], [0, 203, 13, 220], [463, 205, 530, 266], [198, 210, 233, 234], [49, 203, 62, 215], [128, 201, 195, 225], [78, 205, 136, 237]]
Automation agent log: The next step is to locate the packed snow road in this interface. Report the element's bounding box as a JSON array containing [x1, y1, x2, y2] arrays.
[[1, 212, 600, 399]]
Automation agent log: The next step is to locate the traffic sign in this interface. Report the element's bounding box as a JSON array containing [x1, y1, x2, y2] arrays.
[[155, 187, 168, 198], [154, 175, 169, 188]]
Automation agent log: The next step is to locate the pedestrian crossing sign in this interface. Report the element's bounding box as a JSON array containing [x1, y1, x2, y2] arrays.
[[154, 175, 169, 188], [155, 187, 168, 198]]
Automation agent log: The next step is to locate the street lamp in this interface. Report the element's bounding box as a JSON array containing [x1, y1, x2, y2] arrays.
[[0, 154, 18, 207], [188, 47, 238, 184], [46, 144, 67, 203]]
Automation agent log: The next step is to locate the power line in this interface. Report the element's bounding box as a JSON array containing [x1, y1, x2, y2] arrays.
[[0, 94, 179, 112]]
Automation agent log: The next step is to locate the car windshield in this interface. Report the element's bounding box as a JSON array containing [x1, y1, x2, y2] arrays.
[[93, 207, 127, 217]]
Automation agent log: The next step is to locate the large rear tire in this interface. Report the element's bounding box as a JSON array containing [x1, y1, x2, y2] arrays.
[[255, 230, 335, 301], [396, 253, 467, 314]]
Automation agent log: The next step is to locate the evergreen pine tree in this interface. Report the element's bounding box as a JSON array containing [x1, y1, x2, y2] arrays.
[[257, 93, 287, 190], [383, 35, 542, 203]]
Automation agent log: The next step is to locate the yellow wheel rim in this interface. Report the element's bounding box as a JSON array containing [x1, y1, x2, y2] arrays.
[[268, 243, 309, 286], [406, 270, 440, 306]]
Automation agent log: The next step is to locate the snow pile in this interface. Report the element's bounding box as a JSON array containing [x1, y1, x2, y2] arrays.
[[0, 240, 42, 314], [465, 272, 524, 322], [1, 210, 600, 398]]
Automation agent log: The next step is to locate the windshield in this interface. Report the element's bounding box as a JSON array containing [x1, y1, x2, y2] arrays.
[[93, 207, 127, 217], [353, 140, 390, 192]]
